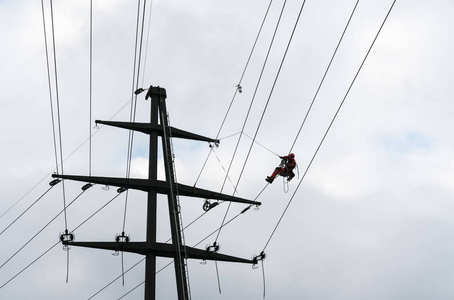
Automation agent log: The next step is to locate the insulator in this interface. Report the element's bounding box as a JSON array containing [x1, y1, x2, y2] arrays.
[[117, 187, 128, 193], [134, 88, 145, 95], [82, 183, 93, 191], [241, 205, 251, 214], [102, 185, 110, 191], [49, 179, 61, 186]]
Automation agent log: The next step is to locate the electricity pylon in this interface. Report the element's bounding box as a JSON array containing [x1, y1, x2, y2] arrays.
[[53, 86, 261, 300]]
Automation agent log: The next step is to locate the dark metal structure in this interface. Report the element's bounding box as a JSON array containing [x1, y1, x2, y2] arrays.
[[53, 86, 260, 300]]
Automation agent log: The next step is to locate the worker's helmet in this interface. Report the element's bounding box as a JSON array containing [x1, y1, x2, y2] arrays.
[[289, 153, 295, 158]]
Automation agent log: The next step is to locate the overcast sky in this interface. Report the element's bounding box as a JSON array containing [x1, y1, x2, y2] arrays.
[[1, 0, 454, 299]]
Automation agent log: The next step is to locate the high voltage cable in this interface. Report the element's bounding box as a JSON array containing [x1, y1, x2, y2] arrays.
[[141, 0, 154, 87], [0, 190, 123, 291], [89, 0, 93, 176], [262, 0, 398, 252], [233, 0, 308, 194], [0, 96, 134, 223], [193, 0, 273, 187], [0, 185, 55, 238], [0, 189, 87, 270], [215, 0, 289, 243], [289, 0, 360, 153], [49, 0, 69, 233], [40, 0, 59, 176], [123, 0, 148, 236]]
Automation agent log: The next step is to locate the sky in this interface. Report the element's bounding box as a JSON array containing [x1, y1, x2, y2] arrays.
[[1, 0, 454, 299]]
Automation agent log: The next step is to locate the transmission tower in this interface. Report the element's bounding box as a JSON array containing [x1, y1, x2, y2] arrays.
[[53, 86, 261, 300]]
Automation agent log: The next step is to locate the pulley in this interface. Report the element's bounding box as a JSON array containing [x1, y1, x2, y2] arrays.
[[203, 200, 219, 212]]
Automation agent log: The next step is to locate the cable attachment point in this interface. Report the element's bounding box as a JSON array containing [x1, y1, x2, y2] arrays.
[[252, 251, 266, 268], [209, 141, 220, 149], [81, 183, 93, 191], [115, 232, 130, 243], [49, 179, 61, 186], [60, 230, 75, 250], [117, 187, 128, 194], [236, 84, 243, 93], [134, 88, 147, 95], [206, 241, 220, 253], [203, 200, 219, 212]]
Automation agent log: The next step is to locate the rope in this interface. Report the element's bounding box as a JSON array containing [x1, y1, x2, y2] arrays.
[[262, 0, 397, 252]]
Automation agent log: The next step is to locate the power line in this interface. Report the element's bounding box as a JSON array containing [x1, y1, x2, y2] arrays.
[[0, 184, 56, 238], [89, 0, 93, 176], [193, 0, 273, 187], [49, 0, 69, 233], [262, 0, 398, 252], [289, 0, 360, 153], [0, 189, 87, 270], [216, 0, 293, 243], [0, 189, 122, 291]]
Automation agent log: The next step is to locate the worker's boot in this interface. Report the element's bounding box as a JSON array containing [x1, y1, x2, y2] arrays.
[[266, 176, 274, 184], [288, 173, 294, 181]]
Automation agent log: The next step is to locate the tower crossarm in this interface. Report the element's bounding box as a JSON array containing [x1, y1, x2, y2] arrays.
[[51, 174, 261, 206], [95, 120, 220, 145], [62, 241, 255, 264]]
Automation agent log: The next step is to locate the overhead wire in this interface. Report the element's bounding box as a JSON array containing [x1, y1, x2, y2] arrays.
[[140, 0, 154, 87], [262, 0, 398, 252], [214, 0, 288, 244], [49, 0, 69, 234], [0, 189, 123, 291], [40, 0, 59, 176], [193, 0, 273, 187], [89, 0, 93, 176], [0, 188, 87, 270], [289, 0, 360, 153], [0, 185, 55, 238], [0, 95, 135, 224]]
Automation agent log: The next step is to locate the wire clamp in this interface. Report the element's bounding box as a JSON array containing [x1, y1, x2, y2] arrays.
[[206, 241, 220, 253], [115, 232, 130, 243], [209, 141, 220, 149], [60, 229, 75, 250], [236, 84, 243, 93], [252, 251, 266, 268]]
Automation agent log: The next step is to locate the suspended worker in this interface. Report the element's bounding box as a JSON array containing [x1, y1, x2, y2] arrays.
[[266, 153, 296, 184]]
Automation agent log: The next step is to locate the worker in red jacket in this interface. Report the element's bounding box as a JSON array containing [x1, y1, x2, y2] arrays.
[[266, 153, 296, 184]]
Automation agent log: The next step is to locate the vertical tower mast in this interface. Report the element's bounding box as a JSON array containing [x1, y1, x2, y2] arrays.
[[53, 85, 261, 300]]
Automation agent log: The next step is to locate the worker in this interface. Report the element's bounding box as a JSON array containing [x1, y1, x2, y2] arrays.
[[266, 153, 296, 184]]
